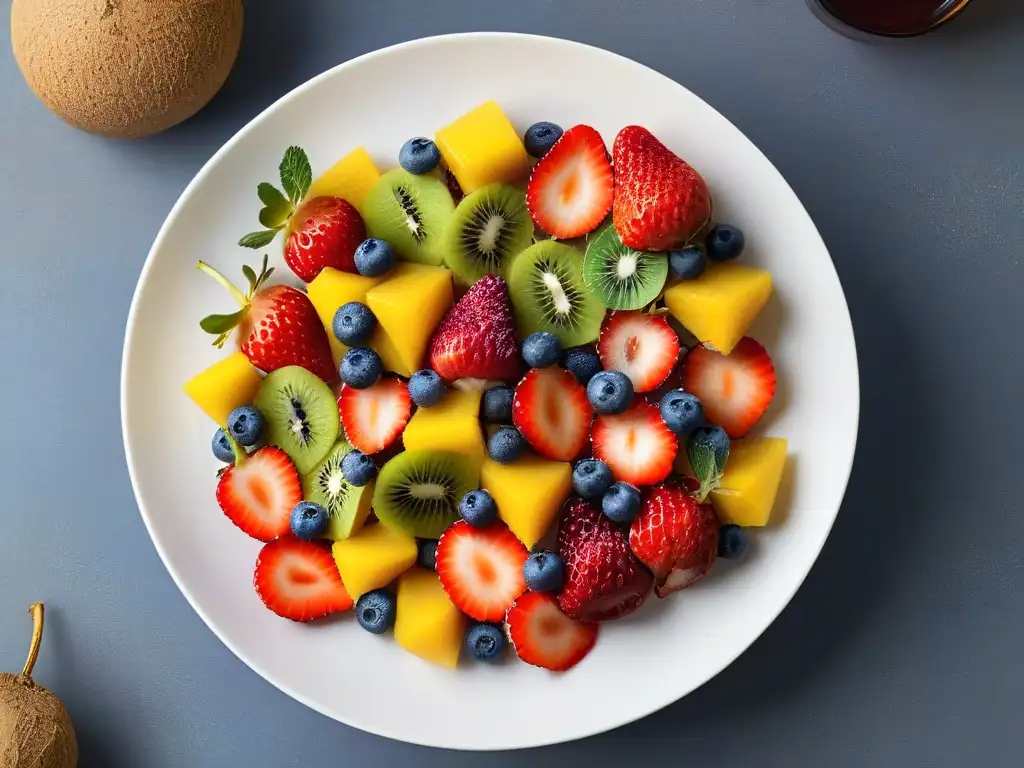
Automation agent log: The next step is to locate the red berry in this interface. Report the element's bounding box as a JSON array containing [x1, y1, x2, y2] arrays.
[[513, 368, 593, 462], [216, 446, 302, 542], [254, 536, 353, 622], [284, 196, 367, 282], [435, 520, 529, 622], [338, 377, 412, 454], [591, 400, 678, 487], [681, 337, 776, 438], [506, 591, 598, 671], [598, 311, 680, 393]]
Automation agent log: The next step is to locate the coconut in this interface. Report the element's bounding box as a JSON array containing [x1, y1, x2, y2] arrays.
[[0, 604, 77, 768], [11, 0, 244, 138]]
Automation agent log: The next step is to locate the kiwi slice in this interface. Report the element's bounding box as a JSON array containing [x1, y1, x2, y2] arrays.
[[372, 451, 479, 539], [443, 184, 533, 285], [302, 440, 373, 540], [362, 169, 455, 265], [583, 224, 668, 310], [507, 241, 606, 347], [254, 366, 339, 475]]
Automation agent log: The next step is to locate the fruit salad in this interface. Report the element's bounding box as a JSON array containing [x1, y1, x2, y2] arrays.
[[184, 101, 789, 671]]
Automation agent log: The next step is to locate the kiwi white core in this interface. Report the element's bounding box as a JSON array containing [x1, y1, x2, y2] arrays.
[[479, 215, 505, 253], [617, 254, 639, 280], [542, 272, 573, 316], [410, 482, 448, 501]]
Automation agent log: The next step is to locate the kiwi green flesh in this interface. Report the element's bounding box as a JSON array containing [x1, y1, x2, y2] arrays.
[[362, 169, 454, 266], [583, 224, 668, 310], [443, 184, 533, 285], [253, 366, 338, 475], [372, 450, 480, 539], [302, 440, 373, 541], [507, 241, 606, 347]]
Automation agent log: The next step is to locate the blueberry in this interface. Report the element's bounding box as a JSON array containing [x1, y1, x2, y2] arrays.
[[521, 331, 562, 369], [668, 245, 708, 280], [226, 405, 264, 447], [659, 391, 704, 434], [602, 482, 641, 523], [332, 302, 377, 346], [417, 539, 438, 571], [355, 589, 397, 634], [465, 622, 507, 662], [487, 426, 526, 464], [718, 524, 747, 559], [211, 428, 236, 463], [688, 424, 730, 467], [481, 386, 514, 424], [408, 369, 445, 407], [339, 347, 382, 389], [353, 238, 396, 277], [586, 370, 634, 415], [572, 459, 614, 500], [399, 137, 441, 175], [341, 450, 376, 486], [562, 347, 602, 385], [290, 501, 329, 541], [523, 550, 565, 592], [705, 224, 745, 261], [459, 489, 498, 527], [523, 122, 564, 159]]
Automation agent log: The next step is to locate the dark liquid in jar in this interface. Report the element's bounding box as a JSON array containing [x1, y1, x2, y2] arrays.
[[819, 0, 965, 35]]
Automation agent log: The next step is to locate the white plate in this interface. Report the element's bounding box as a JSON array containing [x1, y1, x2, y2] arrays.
[[121, 33, 859, 750]]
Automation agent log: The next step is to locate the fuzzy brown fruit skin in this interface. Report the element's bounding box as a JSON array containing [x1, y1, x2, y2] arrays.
[[0, 674, 77, 768], [11, 0, 244, 139]]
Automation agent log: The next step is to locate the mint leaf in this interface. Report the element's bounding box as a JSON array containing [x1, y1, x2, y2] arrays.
[[687, 426, 730, 502], [200, 308, 249, 336], [257, 182, 293, 229], [279, 146, 312, 205], [239, 230, 278, 249], [257, 182, 287, 207]]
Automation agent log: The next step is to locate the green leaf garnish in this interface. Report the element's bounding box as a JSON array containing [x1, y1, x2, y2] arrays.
[[279, 146, 312, 205], [239, 230, 278, 249], [241, 264, 258, 293], [257, 182, 288, 208], [200, 308, 250, 336], [687, 426, 730, 503]]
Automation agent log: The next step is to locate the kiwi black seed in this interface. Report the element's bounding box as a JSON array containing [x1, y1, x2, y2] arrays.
[[583, 223, 668, 310], [254, 366, 338, 475], [443, 183, 534, 285], [372, 451, 479, 539], [362, 169, 455, 266], [302, 440, 373, 541]]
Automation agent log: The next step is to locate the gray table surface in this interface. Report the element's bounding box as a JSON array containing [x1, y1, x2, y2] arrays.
[[2, 1, 1022, 765]]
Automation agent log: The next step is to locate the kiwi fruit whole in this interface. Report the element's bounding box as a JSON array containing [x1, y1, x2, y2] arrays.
[[302, 440, 373, 540], [254, 366, 339, 475], [507, 241, 606, 347], [362, 170, 455, 266], [583, 224, 668, 310], [443, 184, 534, 285], [11, 0, 243, 139], [372, 451, 479, 539]]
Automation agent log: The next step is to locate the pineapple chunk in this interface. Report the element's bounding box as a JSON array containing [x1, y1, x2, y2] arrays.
[[710, 437, 788, 527], [306, 267, 386, 366], [331, 524, 418, 598], [481, 456, 573, 548], [402, 389, 485, 458], [435, 101, 531, 194], [663, 263, 773, 355], [395, 568, 466, 668], [306, 146, 381, 212], [183, 352, 262, 426]]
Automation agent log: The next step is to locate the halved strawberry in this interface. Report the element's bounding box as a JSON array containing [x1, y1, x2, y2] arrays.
[[598, 311, 680, 393], [591, 400, 677, 486], [338, 376, 412, 454], [681, 337, 776, 438], [526, 125, 613, 239], [513, 367, 593, 462], [435, 520, 529, 622], [216, 446, 301, 542], [253, 536, 353, 622], [506, 591, 599, 672]]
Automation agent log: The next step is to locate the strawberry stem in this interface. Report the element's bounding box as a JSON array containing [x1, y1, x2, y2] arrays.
[[197, 261, 249, 307]]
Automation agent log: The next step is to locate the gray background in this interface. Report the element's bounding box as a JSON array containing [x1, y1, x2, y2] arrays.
[[1, 0, 1021, 765]]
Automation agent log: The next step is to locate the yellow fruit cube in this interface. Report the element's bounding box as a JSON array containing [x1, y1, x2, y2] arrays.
[[402, 389, 484, 458], [306, 146, 381, 212], [370, 326, 409, 378], [365, 263, 453, 377], [331, 524, 418, 598], [395, 568, 467, 668], [435, 101, 531, 194], [183, 352, 263, 426], [663, 263, 773, 355], [481, 456, 573, 548], [710, 437, 788, 527], [306, 267, 386, 366]]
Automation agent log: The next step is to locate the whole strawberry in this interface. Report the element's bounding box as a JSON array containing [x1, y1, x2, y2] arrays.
[[199, 255, 335, 382], [557, 498, 654, 622], [239, 146, 366, 282], [428, 275, 521, 384], [612, 126, 712, 252]]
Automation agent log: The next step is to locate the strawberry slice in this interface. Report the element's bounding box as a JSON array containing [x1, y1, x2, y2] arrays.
[[506, 591, 599, 672], [338, 376, 412, 454], [526, 125, 613, 239], [216, 446, 301, 542], [591, 400, 677, 486], [435, 520, 529, 622], [513, 367, 593, 462], [681, 337, 776, 438], [598, 311, 680, 393], [254, 536, 353, 622]]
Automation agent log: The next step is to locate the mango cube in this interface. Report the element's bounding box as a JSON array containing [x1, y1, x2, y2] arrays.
[[395, 568, 466, 668], [331, 524, 418, 598], [183, 352, 263, 426], [306, 267, 386, 366], [306, 146, 381, 213], [481, 456, 572, 548], [365, 263, 453, 377], [435, 101, 531, 194], [663, 263, 773, 355], [710, 437, 788, 527], [402, 389, 485, 458]]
